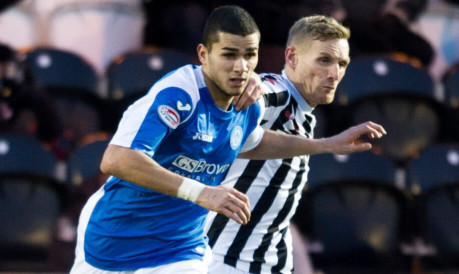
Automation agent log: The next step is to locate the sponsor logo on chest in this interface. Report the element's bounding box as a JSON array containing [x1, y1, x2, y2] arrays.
[[172, 155, 230, 175]]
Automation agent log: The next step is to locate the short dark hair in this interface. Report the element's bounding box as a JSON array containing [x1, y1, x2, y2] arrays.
[[202, 5, 260, 50]]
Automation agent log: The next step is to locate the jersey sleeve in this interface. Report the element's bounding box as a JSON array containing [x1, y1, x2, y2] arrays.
[[239, 97, 266, 153], [110, 87, 194, 157], [259, 73, 290, 123]]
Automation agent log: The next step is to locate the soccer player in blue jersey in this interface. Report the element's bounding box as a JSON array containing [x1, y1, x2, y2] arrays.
[[70, 6, 386, 274]]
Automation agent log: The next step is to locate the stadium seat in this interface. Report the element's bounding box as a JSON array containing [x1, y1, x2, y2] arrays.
[[0, 134, 64, 271], [106, 47, 193, 130], [407, 144, 459, 193], [306, 151, 400, 189], [0, 133, 57, 176], [406, 144, 459, 269], [23, 47, 106, 150], [294, 151, 414, 273], [67, 139, 109, 186], [23, 47, 98, 93], [107, 47, 194, 101], [336, 56, 435, 105], [335, 55, 444, 167]]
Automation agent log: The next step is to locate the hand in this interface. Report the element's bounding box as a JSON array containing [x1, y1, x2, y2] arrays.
[[196, 185, 251, 225], [325, 121, 387, 154], [232, 74, 265, 111]]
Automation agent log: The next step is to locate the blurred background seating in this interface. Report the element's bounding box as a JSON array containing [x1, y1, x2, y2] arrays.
[[333, 55, 446, 167], [0, 134, 65, 272], [105, 47, 193, 131], [406, 144, 459, 271], [22, 47, 108, 158], [294, 151, 415, 273]]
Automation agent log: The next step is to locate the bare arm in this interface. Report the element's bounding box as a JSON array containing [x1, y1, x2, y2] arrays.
[[100, 145, 251, 224], [239, 121, 386, 159]]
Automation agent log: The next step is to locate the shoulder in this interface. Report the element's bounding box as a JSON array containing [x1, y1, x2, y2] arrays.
[[148, 65, 203, 107], [259, 73, 291, 107], [132, 65, 201, 125], [153, 65, 201, 100]]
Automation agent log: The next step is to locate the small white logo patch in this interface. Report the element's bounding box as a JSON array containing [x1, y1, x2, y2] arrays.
[[230, 126, 243, 150], [192, 132, 213, 142], [177, 101, 191, 111], [158, 105, 180, 129]]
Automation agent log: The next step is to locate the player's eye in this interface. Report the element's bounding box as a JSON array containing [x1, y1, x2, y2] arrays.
[[319, 57, 330, 64], [223, 53, 236, 59]]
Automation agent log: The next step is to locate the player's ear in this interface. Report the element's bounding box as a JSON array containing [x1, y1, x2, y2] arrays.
[[285, 46, 297, 68], [197, 44, 208, 65]]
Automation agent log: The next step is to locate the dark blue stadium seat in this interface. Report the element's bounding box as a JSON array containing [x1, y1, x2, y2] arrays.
[[0, 133, 57, 176], [406, 144, 459, 269], [67, 139, 109, 186], [105, 47, 194, 131], [22, 47, 106, 150], [23, 47, 98, 94], [335, 55, 445, 166], [107, 47, 194, 101], [294, 151, 414, 273], [0, 133, 64, 271], [336, 56, 435, 105], [306, 151, 399, 189]]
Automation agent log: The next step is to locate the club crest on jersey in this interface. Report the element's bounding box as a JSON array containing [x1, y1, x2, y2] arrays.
[[158, 105, 179, 129], [230, 126, 243, 150]]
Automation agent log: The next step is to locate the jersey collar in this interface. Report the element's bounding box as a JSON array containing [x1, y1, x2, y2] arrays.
[[281, 70, 314, 115]]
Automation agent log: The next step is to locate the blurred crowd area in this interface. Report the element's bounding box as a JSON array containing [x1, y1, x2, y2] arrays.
[[0, 0, 458, 273], [0, 0, 457, 156], [1, 0, 459, 81]]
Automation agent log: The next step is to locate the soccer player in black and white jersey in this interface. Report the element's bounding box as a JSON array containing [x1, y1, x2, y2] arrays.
[[205, 15, 358, 273]]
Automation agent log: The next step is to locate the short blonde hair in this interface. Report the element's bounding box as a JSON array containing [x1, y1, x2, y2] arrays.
[[286, 15, 350, 49]]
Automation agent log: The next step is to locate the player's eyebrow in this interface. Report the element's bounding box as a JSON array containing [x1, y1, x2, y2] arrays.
[[221, 46, 258, 52]]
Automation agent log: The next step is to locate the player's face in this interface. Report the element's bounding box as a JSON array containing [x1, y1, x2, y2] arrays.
[[198, 32, 259, 109], [287, 38, 350, 107]]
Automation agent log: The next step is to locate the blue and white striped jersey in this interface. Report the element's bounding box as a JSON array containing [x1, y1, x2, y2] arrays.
[[205, 71, 316, 273], [79, 65, 265, 271]]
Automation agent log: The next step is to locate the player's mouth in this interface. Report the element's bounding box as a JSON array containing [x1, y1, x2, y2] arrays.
[[322, 85, 335, 92], [230, 77, 246, 87]]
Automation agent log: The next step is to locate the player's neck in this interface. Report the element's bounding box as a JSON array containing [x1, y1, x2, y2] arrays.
[[202, 73, 233, 111]]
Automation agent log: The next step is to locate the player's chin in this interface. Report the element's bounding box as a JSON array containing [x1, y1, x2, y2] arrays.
[[323, 93, 336, 104], [324, 98, 334, 105], [227, 86, 246, 97]]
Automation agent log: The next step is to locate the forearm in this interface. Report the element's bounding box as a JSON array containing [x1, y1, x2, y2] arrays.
[[239, 130, 329, 159], [239, 121, 386, 159], [100, 144, 185, 197]]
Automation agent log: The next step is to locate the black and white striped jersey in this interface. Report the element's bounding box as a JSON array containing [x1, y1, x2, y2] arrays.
[[205, 71, 316, 273]]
